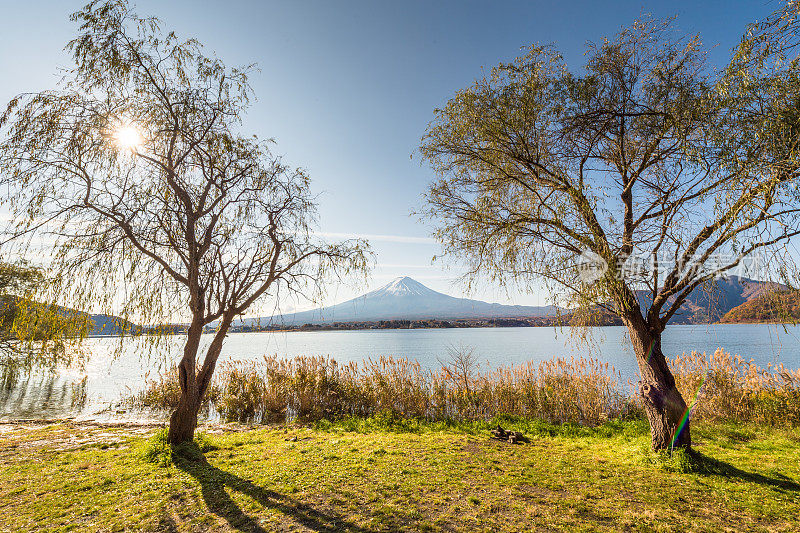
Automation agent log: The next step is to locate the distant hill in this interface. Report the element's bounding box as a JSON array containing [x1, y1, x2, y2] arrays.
[[641, 276, 785, 324], [515, 276, 784, 326], [0, 295, 139, 338], [85, 313, 141, 336], [248, 277, 560, 326], [720, 289, 800, 324]]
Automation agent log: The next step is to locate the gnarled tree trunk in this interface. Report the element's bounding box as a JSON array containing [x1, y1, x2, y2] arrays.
[[625, 317, 691, 451], [167, 319, 204, 444], [167, 317, 233, 445], [168, 388, 200, 444]]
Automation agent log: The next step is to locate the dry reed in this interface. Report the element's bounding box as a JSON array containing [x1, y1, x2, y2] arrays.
[[130, 349, 800, 428], [136, 351, 638, 425], [670, 348, 800, 427], [130, 366, 217, 414]]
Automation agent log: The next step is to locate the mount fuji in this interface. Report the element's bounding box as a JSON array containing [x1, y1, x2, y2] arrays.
[[252, 277, 559, 326]]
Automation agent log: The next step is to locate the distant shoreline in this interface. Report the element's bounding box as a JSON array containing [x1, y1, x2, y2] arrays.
[[87, 319, 799, 339], [222, 317, 799, 334]]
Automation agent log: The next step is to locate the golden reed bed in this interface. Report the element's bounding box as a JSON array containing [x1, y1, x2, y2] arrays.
[[133, 349, 800, 427]]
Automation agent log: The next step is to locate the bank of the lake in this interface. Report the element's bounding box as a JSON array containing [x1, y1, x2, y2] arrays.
[[0, 418, 798, 532]]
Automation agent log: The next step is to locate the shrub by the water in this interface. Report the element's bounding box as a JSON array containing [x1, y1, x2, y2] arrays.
[[140, 428, 173, 467], [140, 428, 217, 466]]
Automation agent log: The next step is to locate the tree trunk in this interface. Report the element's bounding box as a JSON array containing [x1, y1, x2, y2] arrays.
[[168, 391, 200, 444], [167, 316, 232, 445], [167, 319, 204, 445], [626, 318, 691, 451]]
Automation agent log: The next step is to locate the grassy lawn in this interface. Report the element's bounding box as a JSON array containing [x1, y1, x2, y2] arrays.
[[0, 418, 798, 532]]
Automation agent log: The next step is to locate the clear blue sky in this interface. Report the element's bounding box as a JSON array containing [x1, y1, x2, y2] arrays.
[[0, 0, 774, 311]]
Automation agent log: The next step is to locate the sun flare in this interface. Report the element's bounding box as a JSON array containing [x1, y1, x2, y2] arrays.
[[113, 125, 143, 151]]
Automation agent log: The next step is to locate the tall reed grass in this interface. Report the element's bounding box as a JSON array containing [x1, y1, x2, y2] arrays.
[[132, 351, 639, 425], [670, 348, 800, 427], [130, 349, 800, 428], [131, 366, 217, 414]]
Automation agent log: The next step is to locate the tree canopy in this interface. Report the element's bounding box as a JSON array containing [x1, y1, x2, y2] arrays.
[[419, 16, 800, 449]]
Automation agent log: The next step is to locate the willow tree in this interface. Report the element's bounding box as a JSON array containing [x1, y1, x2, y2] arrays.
[[0, 262, 46, 369], [0, 261, 89, 382], [420, 18, 800, 450], [0, 1, 368, 443]]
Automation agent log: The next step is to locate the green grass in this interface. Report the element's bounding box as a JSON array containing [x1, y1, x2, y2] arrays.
[[0, 418, 798, 531]]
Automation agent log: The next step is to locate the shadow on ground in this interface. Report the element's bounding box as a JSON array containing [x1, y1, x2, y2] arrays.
[[173, 444, 374, 533], [688, 451, 800, 493]]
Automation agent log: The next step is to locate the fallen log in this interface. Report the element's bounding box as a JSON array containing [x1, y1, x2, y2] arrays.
[[490, 425, 526, 444]]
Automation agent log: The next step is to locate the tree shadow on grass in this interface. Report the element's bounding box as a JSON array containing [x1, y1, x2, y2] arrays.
[[173, 444, 374, 533], [686, 450, 800, 493]]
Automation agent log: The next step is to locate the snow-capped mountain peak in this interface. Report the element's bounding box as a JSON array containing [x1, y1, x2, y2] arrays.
[[377, 276, 436, 297], [253, 276, 559, 324]]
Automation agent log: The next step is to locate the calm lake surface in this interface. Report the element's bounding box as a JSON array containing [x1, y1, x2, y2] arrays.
[[2, 324, 799, 421]]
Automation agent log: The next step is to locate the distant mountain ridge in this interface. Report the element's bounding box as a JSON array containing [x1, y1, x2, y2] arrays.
[[242, 275, 784, 328], [86, 312, 140, 336], [640, 276, 785, 324], [250, 277, 560, 326], [0, 294, 140, 338], [720, 287, 800, 323], [575, 276, 786, 326]]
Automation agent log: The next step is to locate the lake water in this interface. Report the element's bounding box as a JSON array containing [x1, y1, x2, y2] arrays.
[[2, 324, 799, 422]]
